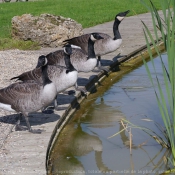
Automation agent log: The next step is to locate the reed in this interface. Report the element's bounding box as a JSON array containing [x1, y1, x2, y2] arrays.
[[109, 0, 175, 172], [141, 0, 175, 171]]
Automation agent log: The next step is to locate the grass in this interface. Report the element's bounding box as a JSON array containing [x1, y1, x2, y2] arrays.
[[0, 38, 40, 50], [0, 0, 161, 50]]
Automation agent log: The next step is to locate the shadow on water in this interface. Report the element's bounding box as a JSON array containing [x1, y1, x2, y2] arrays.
[[49, 53, 172, 175]]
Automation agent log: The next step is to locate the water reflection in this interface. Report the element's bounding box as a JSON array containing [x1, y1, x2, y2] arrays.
[[51, 54, 171, 175], [81, 97, 124, 128], [51, 97, 122, 174]]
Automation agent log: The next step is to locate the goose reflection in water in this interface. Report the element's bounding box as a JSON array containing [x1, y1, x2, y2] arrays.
[[51, 97, 126, 174], [51, 55, 171, 174], [76, 97, 124, 128], [51, 123, 114, 175]]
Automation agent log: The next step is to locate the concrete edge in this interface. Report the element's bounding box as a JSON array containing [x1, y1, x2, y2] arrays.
[[45, 41, 165, 174]]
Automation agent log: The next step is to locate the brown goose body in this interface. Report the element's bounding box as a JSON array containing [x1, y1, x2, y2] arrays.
[[0, 80, 56, 113], [63, 10, 130, 68], [0, 61, 57, 133], [12, 65, 78, 93], [46, 48, 97, 73], [11, 45, 78, 111]]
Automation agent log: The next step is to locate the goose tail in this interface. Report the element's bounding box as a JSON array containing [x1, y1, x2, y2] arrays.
[[10, 76, 20, 81], [63, 42, 81, 49]]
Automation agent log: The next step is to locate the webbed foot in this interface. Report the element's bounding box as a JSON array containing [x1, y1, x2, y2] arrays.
[[29, 129, 44, 134], [41, 106, 54, 114], [93, 66, 109, 73], [63, 90, 76, 95], [15, 124, 27, 131], [54, 106, 68, 111], [76, 87, 87, 96]]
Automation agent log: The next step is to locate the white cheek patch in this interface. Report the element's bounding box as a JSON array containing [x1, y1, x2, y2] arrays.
[[70, 45, 81, 49], [90, 34, 96, 41], [64, 47, 68, 55], [117, 16, 125, 21], [44, 57, 48, 65]]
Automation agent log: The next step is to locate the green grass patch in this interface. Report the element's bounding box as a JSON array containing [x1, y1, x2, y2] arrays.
[[0, 0, 161, 50], [0, 38, 40, 50]]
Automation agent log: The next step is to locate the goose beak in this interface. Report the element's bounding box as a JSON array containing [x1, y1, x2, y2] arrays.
[[98, 35, 104, 40], [123, 10, 130, 16], [36, 62, 42, 68], [96, 35, 104, 40], [116, 10, 130, 21]]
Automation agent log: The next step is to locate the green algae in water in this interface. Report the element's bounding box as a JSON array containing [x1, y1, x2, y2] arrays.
[[50, 54, 171, 175]]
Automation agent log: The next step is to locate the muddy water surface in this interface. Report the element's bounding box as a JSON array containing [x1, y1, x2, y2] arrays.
[[50, 53, 170, 175]]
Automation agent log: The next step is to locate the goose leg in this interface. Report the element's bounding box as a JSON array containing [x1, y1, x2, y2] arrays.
[[97, 56, 102, 68], [93, 56, 109, 72], [41, 106, 54, 114], [23, 114, 32, 131], [15, 113, 26, 131], [54, 96, 68, 111], [63, 90, 76, 95], [15, 113, 33, 132], [65, 82, 87, 96], [23, 113, 42, 134], [74, 82, 87, 95], [41, 96, 68, 112]]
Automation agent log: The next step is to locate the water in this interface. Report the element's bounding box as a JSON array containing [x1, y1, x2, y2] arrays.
[[50, 53, 171, 175]]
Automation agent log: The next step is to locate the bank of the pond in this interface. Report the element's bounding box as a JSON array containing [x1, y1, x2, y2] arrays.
[[46, 12, 165, 174], [49, 53, 169, 175], [0, 12, 164, 175]]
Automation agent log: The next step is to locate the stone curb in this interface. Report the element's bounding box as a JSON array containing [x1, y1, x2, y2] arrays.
[[45, 40, 165, 173]]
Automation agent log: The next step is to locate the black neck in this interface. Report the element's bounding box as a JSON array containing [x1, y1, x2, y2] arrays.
[[87, 38, 96, 59], [113, 19, 121, 40], [64, 53, 76, 74], [41, 64, 52, 86]]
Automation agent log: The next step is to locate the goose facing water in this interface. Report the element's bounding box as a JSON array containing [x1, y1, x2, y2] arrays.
[[11, 45, 78, 112], [0, 57, 57, 133], [63, 10, 130, 71], [45, 33, 103, 91]]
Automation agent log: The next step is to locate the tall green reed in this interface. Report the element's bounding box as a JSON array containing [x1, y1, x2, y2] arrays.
[[141, 0, 175, 166]]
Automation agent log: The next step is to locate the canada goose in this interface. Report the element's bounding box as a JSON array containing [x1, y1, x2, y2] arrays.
[[44, 33, 103, 91], [11, 45, 78, 112], [63, 10, 130, 71], [0, 57, 57, 133]]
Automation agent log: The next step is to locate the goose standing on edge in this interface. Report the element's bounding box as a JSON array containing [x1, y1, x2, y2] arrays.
[[11, 45, 78, 112], [63, 10, 130, 71], [44, 33, 103, 91], [0, 57, 57, 133]]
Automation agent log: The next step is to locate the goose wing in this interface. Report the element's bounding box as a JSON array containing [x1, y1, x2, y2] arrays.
[[11, 68, 42, 83], [71, 48, 88, 62], [96, 33, 111, 39], [46, 65, 66, 80], [63, 33, 112, 54], [11, 65, 65, 83], [46, 50, 65, 66], [0, 81, 41, 110], [63, 34, 91, 54]]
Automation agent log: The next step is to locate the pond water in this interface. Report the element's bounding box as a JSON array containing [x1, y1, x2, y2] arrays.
[[50, 53, 171, 175]]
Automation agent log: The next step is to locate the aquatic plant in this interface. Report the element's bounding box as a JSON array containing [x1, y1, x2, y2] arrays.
[[109, 0, 175, 172], [141, 0, 175, 171]]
